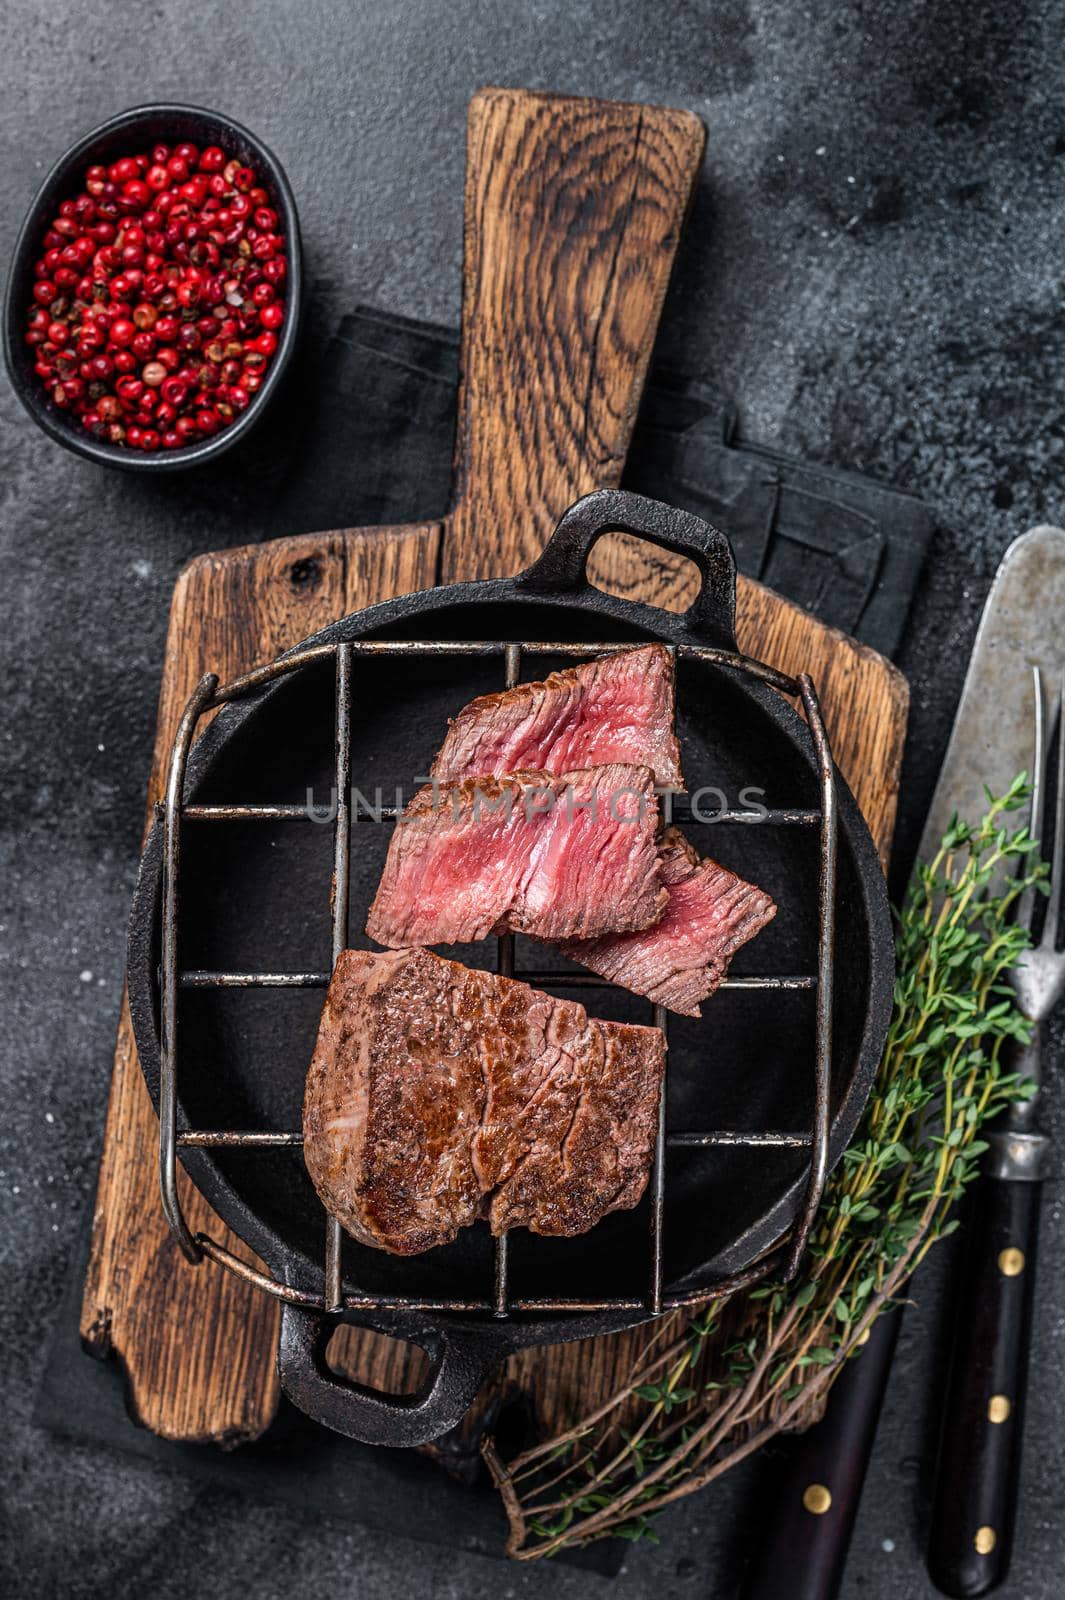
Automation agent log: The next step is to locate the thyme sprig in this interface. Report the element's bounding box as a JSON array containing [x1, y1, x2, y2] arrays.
[[484, 778, 1044, 1559]]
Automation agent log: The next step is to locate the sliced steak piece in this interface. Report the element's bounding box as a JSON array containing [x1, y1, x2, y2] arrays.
[[557, 827, 777, 1018], [430, 644, 683, 789], [366, 765, 666, 948], [303, 947, 665, 1254]]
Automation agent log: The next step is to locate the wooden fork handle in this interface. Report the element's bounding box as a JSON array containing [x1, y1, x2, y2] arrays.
[[927, 1165, 1044, 1597]]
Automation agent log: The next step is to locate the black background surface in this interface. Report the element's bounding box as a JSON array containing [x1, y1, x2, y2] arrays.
[[2, 3, 1064, 1597]]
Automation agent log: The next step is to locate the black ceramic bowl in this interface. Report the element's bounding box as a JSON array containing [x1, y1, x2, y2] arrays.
[[2, 103, 302, 472]]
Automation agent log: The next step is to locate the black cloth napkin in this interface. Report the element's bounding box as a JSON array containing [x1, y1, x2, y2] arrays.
[[265, 304, 934, 657], [36, 301, 933, 1571]]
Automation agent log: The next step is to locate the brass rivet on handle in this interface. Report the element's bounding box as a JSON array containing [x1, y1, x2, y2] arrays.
[[998, 1247, 1025, 1276], [988, 1394, 1011, 1423], [802, 1483, 832, 1515], [975, 1526, 997, 1555]]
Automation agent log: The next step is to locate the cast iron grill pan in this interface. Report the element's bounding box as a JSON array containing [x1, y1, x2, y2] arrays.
[[127, 491, 894, 1445]]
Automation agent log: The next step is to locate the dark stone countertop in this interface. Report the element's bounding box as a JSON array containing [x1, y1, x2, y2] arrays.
[[2, 3, 1063, 1596]]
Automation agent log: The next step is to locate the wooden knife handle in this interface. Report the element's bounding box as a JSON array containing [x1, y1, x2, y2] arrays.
[[739, 1307, 903, 1600], [927, 1172, 1042, 1597], [444, 86, 705, 582]]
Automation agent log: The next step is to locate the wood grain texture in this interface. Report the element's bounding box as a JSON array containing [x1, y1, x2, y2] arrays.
[[445, 88, 705, 580], [80, 523, 441, 1443]]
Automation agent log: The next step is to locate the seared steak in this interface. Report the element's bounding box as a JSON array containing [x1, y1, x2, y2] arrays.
[[558, 828, 777, 1018], [366, 765, 666, 948], [430, 644, 683, 788], [303, 947, 666, 1254]]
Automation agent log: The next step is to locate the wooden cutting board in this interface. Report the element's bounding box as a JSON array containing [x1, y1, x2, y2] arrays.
[[80, 87, 908, 1449]]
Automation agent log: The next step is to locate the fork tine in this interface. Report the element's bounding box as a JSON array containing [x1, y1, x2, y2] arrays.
[[1015, 664, 1046, 936], [1041, 670, 1065, 950]]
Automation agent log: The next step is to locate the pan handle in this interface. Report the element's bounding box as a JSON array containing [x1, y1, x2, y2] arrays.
[[518, 488, 738, 648], [276, 1302, 494, 1448]]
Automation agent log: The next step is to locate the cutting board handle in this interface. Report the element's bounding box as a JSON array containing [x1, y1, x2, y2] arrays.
[[444, 87, 706, 582]]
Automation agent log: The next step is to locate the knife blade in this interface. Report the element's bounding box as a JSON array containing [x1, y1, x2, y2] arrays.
[[920, 524, 1065, 860]]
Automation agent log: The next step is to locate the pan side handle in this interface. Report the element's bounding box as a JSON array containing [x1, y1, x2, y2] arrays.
[[518, 488, 738, 648], [277, 1303, 494, 1449], [443, 87, 706, 582]]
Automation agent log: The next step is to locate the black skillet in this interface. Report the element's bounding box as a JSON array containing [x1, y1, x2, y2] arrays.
[[127, 488, 894, 1447]]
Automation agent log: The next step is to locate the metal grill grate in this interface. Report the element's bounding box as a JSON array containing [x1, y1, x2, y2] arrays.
[[157, 638, 837, 1317]]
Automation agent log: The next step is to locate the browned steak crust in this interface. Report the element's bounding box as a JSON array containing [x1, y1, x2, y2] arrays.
[[303, 948, 666, 1255]]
